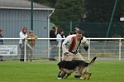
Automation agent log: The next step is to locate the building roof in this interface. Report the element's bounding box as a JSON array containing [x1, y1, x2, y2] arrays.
[[0, 0, 54, 10]]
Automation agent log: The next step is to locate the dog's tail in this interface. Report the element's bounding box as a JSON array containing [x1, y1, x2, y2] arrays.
[[88, 57, 97, 66]]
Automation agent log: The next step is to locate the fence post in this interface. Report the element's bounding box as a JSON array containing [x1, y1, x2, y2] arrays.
[[88, 39, 90, 60], [58, 39, 61, 61], [119, 39, 121, 61], [24, 39, 26, 62]]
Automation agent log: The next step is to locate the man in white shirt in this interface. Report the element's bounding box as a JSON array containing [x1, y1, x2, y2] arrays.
[[56, 29, 65, 47], [58, 30, 89, 79], [19, 27, 27, 62]]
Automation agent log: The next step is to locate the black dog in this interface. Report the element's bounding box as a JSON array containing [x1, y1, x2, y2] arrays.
[[57, 57, 97, 80]]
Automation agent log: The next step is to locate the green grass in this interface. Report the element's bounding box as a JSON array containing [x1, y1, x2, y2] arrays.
[[0, 61, 124, 82]]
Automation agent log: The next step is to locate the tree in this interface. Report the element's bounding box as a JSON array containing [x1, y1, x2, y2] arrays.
[[32, 0, 124, 37], [114, 0, 124, 21], [51, 0, 85, 22], [50, 0, 86, 35], [85, 0, 124, 22]]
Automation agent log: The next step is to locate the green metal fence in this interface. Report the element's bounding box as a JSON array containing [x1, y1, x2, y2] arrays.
[[51, 21, 124, 37]]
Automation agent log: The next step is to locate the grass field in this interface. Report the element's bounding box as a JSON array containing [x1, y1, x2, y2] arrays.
[[0, 60, 124, 82]]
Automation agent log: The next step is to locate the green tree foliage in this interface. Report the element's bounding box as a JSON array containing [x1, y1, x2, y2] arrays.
[[115, 0, 124, 21], [51, 0, 85, 22], [32, 0, 124, 37], [32, 0, 124, 22], [85, 0, 124, 22], [78, 0, 124, 37], [50, 0, 86, 35]]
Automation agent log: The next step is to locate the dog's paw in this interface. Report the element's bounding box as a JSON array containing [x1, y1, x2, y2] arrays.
[[87, 73, 92, 80], [80, 77, 86, 80], [58, 77, 62, 80], [87, 77, 90, 80], [83, 77, 86, 80]]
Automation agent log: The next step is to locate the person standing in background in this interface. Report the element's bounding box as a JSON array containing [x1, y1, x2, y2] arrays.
[[0, 29, 4, 61], [26, 30, 38, 62], [74, 27, 80, 34], [49, 26, 58, 61], [69, 31, 75, 35], [56, 29, 65, 60], [19, 27, 27, 62]]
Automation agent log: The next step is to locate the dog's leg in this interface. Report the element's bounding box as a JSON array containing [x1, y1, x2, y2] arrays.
[[59, 68, 64, 78], [78, 67, 86, 80], [80, 74, 86, 80], [63, 73, 71, 79], [84, 69, 92, 80], [84, 71, 92, 80], [60, 71, 65, 78], [87, 72, 92, 80]]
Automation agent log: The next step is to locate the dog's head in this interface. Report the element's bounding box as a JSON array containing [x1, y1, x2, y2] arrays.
[[57, 61, 66, 70]]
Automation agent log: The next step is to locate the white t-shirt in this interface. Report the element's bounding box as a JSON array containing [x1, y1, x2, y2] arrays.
[[56, 34, 65, 47], [19, 31, 27, 44]]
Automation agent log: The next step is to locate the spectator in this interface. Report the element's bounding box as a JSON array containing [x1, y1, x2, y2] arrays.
[[69, 31, 75, 35], [26, 30, 38, 62], [19, 27, 27, 62], [74, 27, 79, 34], [49, 26, 58, 61], [56, 29, 65, 60], [0, 29, 4, 61]]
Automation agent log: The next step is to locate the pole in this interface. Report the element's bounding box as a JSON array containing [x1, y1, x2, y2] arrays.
[[58, 40, 61, 61], [24, 39, 26, 62], [102, 0, 118, 52], [88, 39, 90, 60], [70, 21, 72, 31], [31, 0, 33, 31], [48, 10, 54, 59], [106, 0, 118, 37], [119, 39, 121, 61]]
